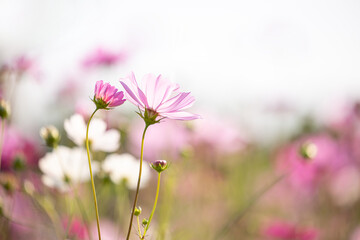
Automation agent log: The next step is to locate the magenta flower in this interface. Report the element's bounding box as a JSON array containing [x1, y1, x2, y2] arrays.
[[82, 47, 126, 69], [263, 221, 318, 240], [93, 80, 126, 109], [120, 72, 200, 123]]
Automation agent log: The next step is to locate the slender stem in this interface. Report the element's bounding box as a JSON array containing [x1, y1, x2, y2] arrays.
[[142, 172, 161, 238], [86, 108, 101, 240], [136, 216, 142, 237], [213, 175, 284, 240], [0, 119, 5, 170], [126, 124, 149, 240], [73, 187, 93, 240]]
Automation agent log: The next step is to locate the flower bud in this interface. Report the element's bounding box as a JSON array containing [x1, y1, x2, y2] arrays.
[[299, 141, 317, 160], [142, 218, 149, 227], [40, 125, 60, 148], [12, 155, 26, 171], [150, 160, 168, 173], [0, 99, 10, 119], [134, 206, 142, 216]]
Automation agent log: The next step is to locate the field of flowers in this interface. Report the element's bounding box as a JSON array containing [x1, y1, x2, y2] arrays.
[[1, 52, 360, 240]]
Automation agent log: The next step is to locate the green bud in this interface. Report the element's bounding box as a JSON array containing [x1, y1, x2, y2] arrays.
[[150, 160, 168, 173], [40, 125, 60, 148], [142, 218, 149, 227], [63, 174, 71, 184], [299, 141, 318, 160], [0, 99, 10, 119], [134, 206, 142, 216], [12, 156, 26, 171]]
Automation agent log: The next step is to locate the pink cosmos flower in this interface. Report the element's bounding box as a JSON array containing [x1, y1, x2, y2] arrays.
[[120, 72, 200, 121], [93, 80, 126, 109], [191, 113, 246, 157], [82, 47, 127, 69], [276, 134, 349, 193], [263, 221, 318, 240]]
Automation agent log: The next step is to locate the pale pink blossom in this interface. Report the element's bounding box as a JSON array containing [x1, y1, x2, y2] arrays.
[[191, 114, 246, 156], [8, 55, 43, 81], [90, 219, 123, 240], [329, 166, 360, 206], [276, 134, 350, 193], [263, 221, 318, 240], [93, 80, 125, 109], [120, 72, 200, 121], [82, 47, 127, 69]]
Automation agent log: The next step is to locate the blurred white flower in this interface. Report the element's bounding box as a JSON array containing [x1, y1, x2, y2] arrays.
[[64, 113, 120, 152], [102, 153, 151, 190], [39, 146, 99, 191]]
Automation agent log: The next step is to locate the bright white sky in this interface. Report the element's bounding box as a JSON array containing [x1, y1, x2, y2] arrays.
[[1, 0, 360, 141]]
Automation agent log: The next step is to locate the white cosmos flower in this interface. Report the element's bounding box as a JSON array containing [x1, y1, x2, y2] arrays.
[[39, 146, 99, 191], [64, 113, 120, 152], [102, 153, 151, 190]]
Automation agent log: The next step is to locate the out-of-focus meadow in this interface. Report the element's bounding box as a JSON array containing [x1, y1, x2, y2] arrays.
[[1, 1, 360, 240]]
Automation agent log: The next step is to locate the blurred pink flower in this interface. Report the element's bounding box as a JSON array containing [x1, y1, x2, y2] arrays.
[[90, 219, 123, 240], [82, 48, 127, 69], [120, 72, 200, 121], [263, 221, 318, 240], [1, 125, 40, 171], [191, 114, 246, 157], [329, 166, 360, 206], [276, 134, 349, 192], [328, 102, 360, 162], [63, 218, 89, 240], [7, 55, 43, 82], [351, 226, 360, 240], [129, 120, 190, 161], [93, 80, 126, 109]]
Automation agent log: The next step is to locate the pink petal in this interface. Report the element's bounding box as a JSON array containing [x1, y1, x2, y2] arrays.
[[157, 92, 191, 112], [160, 111, 201, 120], [120, 81, 145, 109], [94, 80, 104, 98]]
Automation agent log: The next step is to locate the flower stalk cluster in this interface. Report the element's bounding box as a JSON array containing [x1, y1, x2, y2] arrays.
[[39, 73, 198, 240]]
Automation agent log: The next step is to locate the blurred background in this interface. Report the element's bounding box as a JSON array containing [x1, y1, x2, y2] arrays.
[[1, 0, 360, 239]]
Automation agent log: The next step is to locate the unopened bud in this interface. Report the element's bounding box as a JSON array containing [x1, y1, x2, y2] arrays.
[[12, 156, 26, 171], [134, 206, 142, 216], [150, 160, 168, 173], [0, 99, 10, 119], [299, 141, 318, 160], [40, 125, 60, 148], [142, 218, 149, 227]]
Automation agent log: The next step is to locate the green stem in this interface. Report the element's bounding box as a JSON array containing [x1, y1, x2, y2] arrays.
[[86, 108, 101, 240], [0, 119, 5, 170], [136, 215, 142, 237], [142, 172, 161, 239], [213, 175, 284, 240], [126, 124, 149, 240]]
